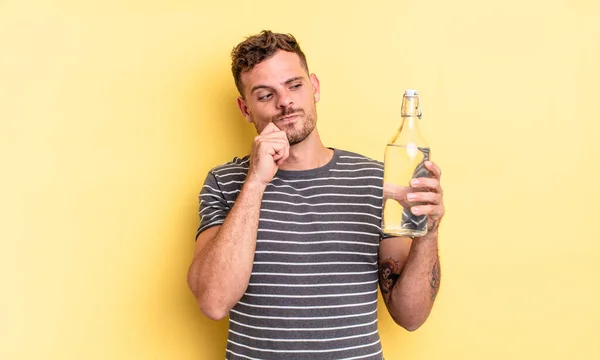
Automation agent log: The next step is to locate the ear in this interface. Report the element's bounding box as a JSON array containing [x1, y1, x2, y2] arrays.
[[237, 96, 253, 123], [309, 73, 321, 103]]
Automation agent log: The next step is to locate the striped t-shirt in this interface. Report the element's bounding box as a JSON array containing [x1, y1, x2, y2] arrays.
[[197, 148, 387, 360]]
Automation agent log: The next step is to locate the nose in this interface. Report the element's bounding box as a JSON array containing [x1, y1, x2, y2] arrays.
[[277, 90, 293, 111]]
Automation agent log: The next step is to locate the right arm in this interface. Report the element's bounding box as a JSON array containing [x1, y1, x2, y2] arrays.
[[187, 180, 265, 320], [187, 123, 289, 320]]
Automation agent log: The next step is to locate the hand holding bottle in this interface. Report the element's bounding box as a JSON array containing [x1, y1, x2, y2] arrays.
[[406, 160, 444, 233], [383, 160, 444, 234]]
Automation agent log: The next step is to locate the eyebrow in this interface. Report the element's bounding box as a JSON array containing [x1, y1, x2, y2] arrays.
[[250, 76, 305, 94]]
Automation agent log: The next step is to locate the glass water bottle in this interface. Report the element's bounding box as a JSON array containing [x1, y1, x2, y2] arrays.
[[382, 89, 430, 237]]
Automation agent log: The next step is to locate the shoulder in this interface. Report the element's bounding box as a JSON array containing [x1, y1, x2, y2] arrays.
[[208, 155, 251, 176], [201, 155, 250, 190], [334, 149, 384, 167]]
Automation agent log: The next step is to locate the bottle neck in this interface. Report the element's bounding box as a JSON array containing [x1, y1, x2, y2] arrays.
[[400, 116, 421, 132], [389, 93, 428, 147], [400, 94, 422, 133], [401, 94, 421, 118]]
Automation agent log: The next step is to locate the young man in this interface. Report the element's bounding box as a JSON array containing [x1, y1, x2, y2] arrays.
[[187, 30, 445, 360]]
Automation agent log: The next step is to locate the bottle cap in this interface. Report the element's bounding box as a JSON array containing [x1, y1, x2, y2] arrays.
[[405, 89, 418, 96]]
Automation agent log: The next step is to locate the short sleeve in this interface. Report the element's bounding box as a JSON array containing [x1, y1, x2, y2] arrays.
[[195, 171, 230, 240]]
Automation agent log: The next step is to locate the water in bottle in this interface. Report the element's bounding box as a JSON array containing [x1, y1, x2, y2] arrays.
[[382, 89, 431, 237]]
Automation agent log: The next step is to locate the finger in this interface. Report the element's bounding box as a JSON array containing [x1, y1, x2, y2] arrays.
[[410, 177, 443, 194], [256, 128, 290, 146], [255, 138, 286, 160], [383, 182, 406, 194], [410, 204, 445, 218], [256, 136, 288, 147], [424, 160, 442, 179], [261, 122, 281, 135], [274, 128, 290, 142], [383, 182, 411, 201], [276, 142, 290, 165], [263, 140, 287, 157], [406, 191, 442, 205], [257, 138, 282, 155], [253, 132, 286, 154], [258, 131, 288, 141]]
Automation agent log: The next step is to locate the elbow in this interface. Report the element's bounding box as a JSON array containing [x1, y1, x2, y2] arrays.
[[187, 279, 226, 320], [386, 297, 434, 332], [191, 291, 230, 321], [198, 301, 230, 321], [192, 289, 230, 321], [390, 312, 427, 332], [188, 282, 230, 321], [400, 321, 423, 332], [190, 283, 231, 321]]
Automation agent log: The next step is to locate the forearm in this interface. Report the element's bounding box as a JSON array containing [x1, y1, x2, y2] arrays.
[[188, 180, 266, 319], [387, 231, 441, 330]]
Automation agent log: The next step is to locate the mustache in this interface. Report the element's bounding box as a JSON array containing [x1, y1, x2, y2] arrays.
[[273, 107, 304, 122]]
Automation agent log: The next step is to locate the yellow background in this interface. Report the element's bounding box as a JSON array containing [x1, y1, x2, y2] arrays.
[[1, 0, 598, 359]]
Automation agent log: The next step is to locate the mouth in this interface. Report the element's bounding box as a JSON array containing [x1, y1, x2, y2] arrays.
[[277, 114, 300, 123]]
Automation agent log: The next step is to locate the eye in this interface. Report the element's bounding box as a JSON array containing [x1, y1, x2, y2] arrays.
[[290, 83, 302, 90], [258, 93, 273, 101]]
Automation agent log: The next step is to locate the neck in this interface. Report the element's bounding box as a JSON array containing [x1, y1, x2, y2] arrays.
[[278, 128, 333, 171]]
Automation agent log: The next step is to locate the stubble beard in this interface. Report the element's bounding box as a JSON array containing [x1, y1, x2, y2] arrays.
[[285, 112, 316, 145], [251, 103, 318, 146], [275, 105, 317, 146]]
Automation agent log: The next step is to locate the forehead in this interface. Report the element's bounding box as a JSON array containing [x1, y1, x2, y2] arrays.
[[241, 51, 307, 92]]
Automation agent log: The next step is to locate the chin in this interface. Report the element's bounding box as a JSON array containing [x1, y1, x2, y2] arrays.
[[288, 129, 315, 146]]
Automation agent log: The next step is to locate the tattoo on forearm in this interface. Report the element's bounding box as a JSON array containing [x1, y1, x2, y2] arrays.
[[379, 258, 400, 294], [430, 259, 441, 301]]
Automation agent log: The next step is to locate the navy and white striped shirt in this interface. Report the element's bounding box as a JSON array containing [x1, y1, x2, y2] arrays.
[[197, 148, 387, 360]]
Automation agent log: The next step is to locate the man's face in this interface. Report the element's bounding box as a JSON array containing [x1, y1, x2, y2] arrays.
[[237, 50, 320, 145]]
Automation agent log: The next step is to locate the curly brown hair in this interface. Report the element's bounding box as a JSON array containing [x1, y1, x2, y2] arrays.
[[231, 30, 309, 97]]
